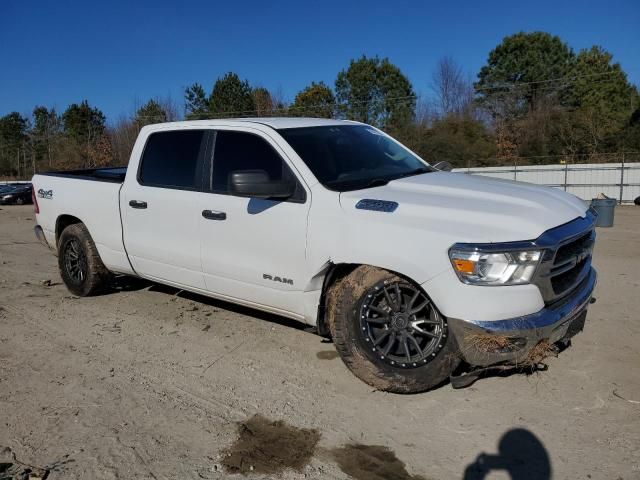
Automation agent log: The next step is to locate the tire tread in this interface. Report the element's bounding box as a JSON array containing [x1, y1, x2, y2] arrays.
[[58, 223, 111, 296], [327, 265, 459, 393]]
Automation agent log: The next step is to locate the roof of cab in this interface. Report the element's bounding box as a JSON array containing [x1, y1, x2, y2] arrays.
[[143, 117, 361, 131], [235, 117, 361, 129]]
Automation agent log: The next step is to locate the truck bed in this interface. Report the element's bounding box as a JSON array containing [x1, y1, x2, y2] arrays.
[[38, 166, 127, 183], [32, 167, 133, 275]]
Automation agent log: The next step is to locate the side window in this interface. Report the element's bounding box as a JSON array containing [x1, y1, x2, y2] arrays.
[[139, 130, 207, 189], [211, 131, 304, 201]]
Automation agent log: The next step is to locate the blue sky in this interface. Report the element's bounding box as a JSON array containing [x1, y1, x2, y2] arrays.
[[1, 0, 638, 122]]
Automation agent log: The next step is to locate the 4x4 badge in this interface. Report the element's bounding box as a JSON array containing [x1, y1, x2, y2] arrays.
[[37, 189, 53, 199]]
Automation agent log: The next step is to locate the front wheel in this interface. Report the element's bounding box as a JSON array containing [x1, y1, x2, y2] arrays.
[[58, 223, 111, 296], [327, 266, 460, 393]]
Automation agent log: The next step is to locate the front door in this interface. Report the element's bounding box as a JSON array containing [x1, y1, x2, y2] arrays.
[[199, 128, 310, 316]]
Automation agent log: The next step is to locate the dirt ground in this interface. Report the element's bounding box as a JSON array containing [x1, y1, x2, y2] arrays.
[[1, 204, 639, 480]]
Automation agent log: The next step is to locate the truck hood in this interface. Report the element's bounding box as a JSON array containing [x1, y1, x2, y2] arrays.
[[339, 172, 588, 243]]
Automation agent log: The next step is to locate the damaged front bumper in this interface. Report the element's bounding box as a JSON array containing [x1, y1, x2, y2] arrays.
[[448, 267, 597, 367]]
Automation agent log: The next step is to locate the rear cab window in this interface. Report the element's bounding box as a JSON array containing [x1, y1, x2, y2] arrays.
[[138, 130, 209, 190]]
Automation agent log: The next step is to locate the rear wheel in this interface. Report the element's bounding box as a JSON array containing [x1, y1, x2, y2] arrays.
[[58, 223, 111, 296], [327, 266, 460, 393]]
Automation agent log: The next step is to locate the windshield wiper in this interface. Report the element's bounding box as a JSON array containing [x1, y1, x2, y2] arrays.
[[363, 178, 391, 189], [393, 166, 431, 180], [334, 168, 430, 192]]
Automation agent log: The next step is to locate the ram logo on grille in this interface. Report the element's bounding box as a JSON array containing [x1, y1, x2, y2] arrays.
[[575, 249, 590, 264]]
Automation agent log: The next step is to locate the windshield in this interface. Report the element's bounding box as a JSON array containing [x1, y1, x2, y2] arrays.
[[279, 125, 432, 191]]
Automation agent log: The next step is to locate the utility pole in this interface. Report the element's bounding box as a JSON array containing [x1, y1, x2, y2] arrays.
[[619, 152, 625, 204]]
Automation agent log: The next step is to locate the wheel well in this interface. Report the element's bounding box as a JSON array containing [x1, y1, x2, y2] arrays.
[[315, 263, 361, 337], [316, 263, 430, 337], [55, 215, 83, 247]]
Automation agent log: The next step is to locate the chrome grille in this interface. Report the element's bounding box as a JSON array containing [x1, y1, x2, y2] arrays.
[[532, 213, 596, 304], [554, 231, 594, 268]]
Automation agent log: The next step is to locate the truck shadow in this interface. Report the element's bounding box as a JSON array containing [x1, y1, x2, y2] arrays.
[[108, 275, 151, 293], [108, 274, 311, 333], [107, 276, 562, 392], [463, 428, 551, 480]]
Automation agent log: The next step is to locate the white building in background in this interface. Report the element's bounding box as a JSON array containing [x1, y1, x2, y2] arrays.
[[454, 162, 640, 203]]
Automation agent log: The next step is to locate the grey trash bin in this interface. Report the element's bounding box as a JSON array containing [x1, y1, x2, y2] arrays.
[[590, 198, 616, 227]]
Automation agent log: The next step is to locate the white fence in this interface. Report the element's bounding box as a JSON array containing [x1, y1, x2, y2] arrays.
[[453, 162, 640, 203]]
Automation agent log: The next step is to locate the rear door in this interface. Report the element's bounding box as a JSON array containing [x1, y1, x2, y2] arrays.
[[121, 129, 211, 290], [199, 128, 310, 316]]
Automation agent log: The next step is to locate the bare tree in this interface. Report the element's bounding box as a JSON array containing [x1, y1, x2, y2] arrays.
[[109, 115, 139, 165], [252, 87, 275, 116], [414, 94, 437, 127], [270, 86, 288, 114], [156, 95, 181, 122], [430, 56, 474, 117]]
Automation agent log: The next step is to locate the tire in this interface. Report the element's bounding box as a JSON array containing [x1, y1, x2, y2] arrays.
[[16, 198, 24, 205], [327, 265, 460, 393], [58, 223, 111, 296]]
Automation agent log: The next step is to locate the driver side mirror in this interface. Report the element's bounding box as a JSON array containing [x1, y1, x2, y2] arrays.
[[433, 161, 453, 172], [229, 169, 295, 199]]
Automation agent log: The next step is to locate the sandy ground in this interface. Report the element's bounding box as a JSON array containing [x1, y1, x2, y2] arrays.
[[0, 204, 639, 480]]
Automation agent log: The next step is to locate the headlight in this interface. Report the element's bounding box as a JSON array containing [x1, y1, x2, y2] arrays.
[[2, 195, 12, 200], [449, 248, 542, 285]]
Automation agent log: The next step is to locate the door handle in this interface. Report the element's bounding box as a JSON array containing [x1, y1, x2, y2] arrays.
[[129, 200, 147, 209], [202, 209, 226, 221]]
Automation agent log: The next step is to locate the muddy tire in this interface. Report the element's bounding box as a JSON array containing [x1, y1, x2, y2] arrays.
[[58, 223, 111, 296], [327, 266, 460, 393]]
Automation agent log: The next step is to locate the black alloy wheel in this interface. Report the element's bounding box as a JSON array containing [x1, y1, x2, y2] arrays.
[[63, 238, 88, 285], [359, 280, 447, 368]]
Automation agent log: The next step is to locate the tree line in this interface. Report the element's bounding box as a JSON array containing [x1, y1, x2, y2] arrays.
[[1, 31, 639, 178]]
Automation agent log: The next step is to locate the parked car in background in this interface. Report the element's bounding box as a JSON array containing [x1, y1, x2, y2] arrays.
[[0, 183, 33, 205]]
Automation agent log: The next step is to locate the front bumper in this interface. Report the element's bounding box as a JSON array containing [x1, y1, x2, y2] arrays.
[[448, 267, 597, 366]]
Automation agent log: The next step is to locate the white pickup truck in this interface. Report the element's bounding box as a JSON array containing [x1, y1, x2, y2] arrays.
[[32, 118, 597, 393]]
